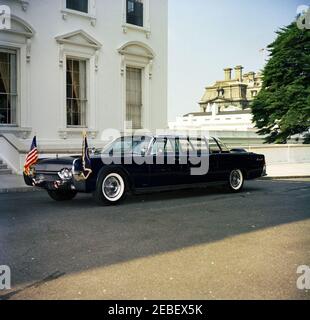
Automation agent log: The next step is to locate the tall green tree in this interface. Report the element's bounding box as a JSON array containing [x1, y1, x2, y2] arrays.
[[251, 19, 310, 144]]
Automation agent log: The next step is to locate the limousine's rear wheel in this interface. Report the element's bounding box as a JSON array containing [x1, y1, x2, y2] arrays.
[[228, 169, 244, 192], [47, 189, 77, 201], [94, 170, 128, 205]]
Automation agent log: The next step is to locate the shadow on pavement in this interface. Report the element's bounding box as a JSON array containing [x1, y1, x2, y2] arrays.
[[0, 179, 309, 296]]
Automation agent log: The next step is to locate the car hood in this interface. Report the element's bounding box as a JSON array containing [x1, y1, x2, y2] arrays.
[[35, 156, 80, 172]]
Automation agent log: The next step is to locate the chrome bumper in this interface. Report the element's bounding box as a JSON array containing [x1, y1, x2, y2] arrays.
[[30, 174, 76, 191]]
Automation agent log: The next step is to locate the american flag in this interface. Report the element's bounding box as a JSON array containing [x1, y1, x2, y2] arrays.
[[24, 136, 38, 175]]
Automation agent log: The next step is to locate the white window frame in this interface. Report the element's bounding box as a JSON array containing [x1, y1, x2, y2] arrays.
[[61, 0, 97, 26], [56, 30, 102, 139], [0, 47, 19, 126], [122, 0, 151, 38], [125, 66, 144, 130], [118, 42, 155, 131], [59, 50, 93, 133], [0, 15, 34, 134], [65, 56, 88, 128], [124, 62, 148, 130]]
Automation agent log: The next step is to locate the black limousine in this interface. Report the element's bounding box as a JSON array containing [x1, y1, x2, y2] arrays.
[[24, 135, 266, 205]]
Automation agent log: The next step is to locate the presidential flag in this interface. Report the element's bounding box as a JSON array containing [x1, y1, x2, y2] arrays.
[[81, 132, 92, 180], [24, 136, 38, 175]]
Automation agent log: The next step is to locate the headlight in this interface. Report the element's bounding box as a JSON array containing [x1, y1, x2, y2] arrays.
[[58, 168, 73, 181]]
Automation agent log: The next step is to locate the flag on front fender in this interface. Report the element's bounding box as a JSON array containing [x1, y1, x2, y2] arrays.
[[81, 132, 92, 180], [24, 136, 38, 175]]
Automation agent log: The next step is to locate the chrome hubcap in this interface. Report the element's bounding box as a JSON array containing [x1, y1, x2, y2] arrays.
[[230, 170, 242, 189], [103, 176, 121, 199]]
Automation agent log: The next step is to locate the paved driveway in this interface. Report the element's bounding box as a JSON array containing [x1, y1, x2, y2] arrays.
[[0, 179, 309, 300]]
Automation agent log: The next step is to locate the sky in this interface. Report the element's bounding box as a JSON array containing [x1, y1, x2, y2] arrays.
[[168, 0, 304, 121]]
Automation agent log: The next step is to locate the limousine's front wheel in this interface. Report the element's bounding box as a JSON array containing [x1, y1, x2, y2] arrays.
[[94, 170, 128, 205], [228, 169, 244, 192]]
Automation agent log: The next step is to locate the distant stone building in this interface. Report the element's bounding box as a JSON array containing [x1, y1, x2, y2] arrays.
[[169, 66, 263, 142], [199, 66, 262, 113], [169, 66, 307, 148]]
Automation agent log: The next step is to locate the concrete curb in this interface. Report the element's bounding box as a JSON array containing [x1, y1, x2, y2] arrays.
[[0, 187, 43, 194], [260, 176, 310, 180]]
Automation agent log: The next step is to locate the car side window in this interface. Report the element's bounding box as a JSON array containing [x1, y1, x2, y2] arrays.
[[111, 139, 132, 154], [151, 139, 175, 155], [106, 137, 151, 155], [189, 138, 208, 154], [216, 139, 230, 153], [208, 138, 221, 154], [132, 138, 150, 155], [179, 139, 195, 154]]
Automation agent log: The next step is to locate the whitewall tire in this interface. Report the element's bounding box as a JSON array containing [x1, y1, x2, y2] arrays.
[[94, 170, 128, 205], [228, 169, 244, 192], [102, 173, 125, 202]]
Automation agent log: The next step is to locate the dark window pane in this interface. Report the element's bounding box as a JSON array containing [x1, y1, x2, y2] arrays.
[[0, 109, 7, 124], [66, 58, 87, 127], [127, 0, 143, 27], [66, 99, 72, 126], [67, 70, 73, 85], [0, 95, 8, 124], [0, 50, 17, 124], [0, 76, 7, 93], [73, 72, 80, 85], [66, 59, 73, 71], [67, 85, 73, 99], [0, 52, 9, 63], [73, 85, 80, 99], [0, 62, 10, 93], [66, 0, 88, 13], [73, 60, 80, 72], [72, 99, 79, 126]]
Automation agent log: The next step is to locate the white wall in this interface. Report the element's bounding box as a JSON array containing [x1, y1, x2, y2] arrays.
[[169, 113, 254, 132], [0, 0, 168, 141], [248, 145, 310, 165]]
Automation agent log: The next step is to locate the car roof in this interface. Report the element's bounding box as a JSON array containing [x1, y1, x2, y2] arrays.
[[120, 134, 214, 140]]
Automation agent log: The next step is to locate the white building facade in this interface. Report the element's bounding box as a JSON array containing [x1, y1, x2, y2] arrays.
[[0, 0, 168, 173]]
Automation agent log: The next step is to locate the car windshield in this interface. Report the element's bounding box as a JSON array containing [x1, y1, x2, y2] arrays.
[[215, 138, 230, 152], [102, 136, 152, 155]]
